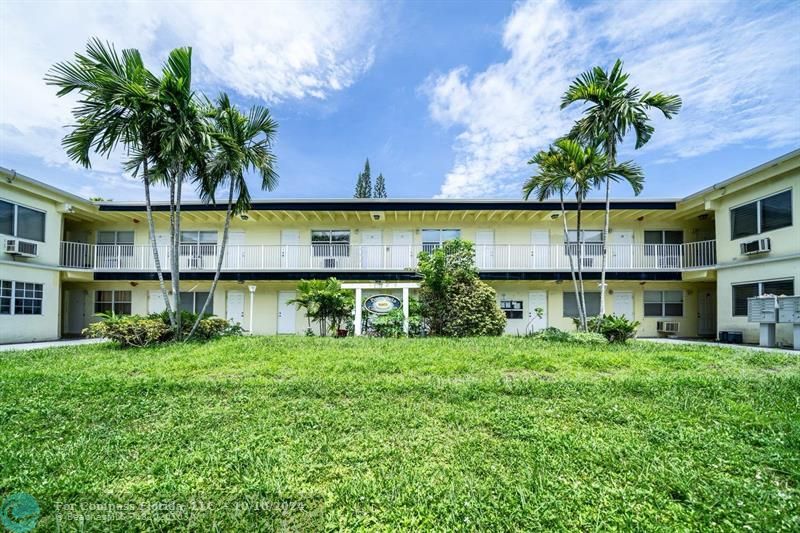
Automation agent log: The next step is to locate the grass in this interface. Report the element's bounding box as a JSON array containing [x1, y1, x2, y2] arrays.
[[1, 336, 798, 531]]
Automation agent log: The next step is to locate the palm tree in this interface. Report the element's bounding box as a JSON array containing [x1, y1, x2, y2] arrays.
[[524, 139, 642, 331], [150, 46, 210, 340], [562, 59, 680, 316], [46, 38, 176, 327], [185, 94, 278, 341]]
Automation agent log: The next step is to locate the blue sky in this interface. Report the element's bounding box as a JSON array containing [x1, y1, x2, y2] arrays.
[[1, 0, 799, 201]]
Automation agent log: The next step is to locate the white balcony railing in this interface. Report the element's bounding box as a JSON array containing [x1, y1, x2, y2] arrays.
[[59, 240, 717, 272]]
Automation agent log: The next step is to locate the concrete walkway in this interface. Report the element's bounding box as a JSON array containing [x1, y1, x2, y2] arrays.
[[0, 338, 106, 352], [639, 337, 797, 354]]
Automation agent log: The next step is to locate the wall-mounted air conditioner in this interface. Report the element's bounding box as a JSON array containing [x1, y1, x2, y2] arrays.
[[740, 238, 770, 255], [5, 238, 39, 257], [656, 321, 680, 334]]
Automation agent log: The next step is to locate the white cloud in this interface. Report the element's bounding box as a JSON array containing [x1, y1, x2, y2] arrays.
[[0, 0, 380, 198], [424, 0, 800, 198]]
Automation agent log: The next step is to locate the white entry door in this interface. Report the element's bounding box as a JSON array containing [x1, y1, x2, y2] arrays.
[[281, 230, 301, 268], [148, 290, 168, 315], [530, 230, 550, 269], [392, 230, 413, 269], [614, 290, 634, 320], [226, 290, 245, 326], [527, 291, 548, 333], [225, 230, 246, 269], [278, 291, 296, 334], [475, 230, 495, 269], [610, 230, 634, 269], [361, 230, 383, 268], [697, 290, 716, 337], [65, 289, 86, 335]]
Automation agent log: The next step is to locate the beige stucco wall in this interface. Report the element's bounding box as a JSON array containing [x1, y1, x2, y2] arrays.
[[0, 263, 61, 343], [714, 171, 799, 265], [0, 183, 65, 267], [716, 259, 798, 346]]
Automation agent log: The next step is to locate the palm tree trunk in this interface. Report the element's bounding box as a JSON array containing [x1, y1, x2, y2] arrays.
[[186, 179, 234, 341], [560, 191, 582, 330], [576, 197, 587, 331], [171, 174, 183, 341], [599, 177, 610, 318], [143, 160, 175, 327]]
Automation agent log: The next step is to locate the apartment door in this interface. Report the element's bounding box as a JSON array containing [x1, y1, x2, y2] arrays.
[[610, 230, 634, 269], [392, 230, 413, 269], [281, 230, 301, 268], [697, 290, 716, 337], [527, 290, 548, 333], [475, 230, 495, 269], [530, 230, 549, 269], [226, 290, 245, 326], [277, 291, 296, 334], [226, 230, 246, 269], [148, 290, 168, 315], [361, 230, 383, 268], [65, 289, 86, 335], [614, 290, 634, 320]]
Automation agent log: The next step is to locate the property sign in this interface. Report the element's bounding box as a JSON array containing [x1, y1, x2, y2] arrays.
[[364, 295, 401, 314]]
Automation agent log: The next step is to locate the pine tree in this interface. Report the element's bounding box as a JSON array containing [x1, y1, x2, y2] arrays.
[[362, 158, 372, 198], [353, 171, 364, 198], [353, 158, 372, 198], [374, 173, 387, 198]]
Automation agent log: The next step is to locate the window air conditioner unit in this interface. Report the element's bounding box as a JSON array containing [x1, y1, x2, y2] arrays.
[[5, 238, 39, 257], [740, 238, 770, 255], [656, 321, 680, 334], [323, 258, 337, 269]]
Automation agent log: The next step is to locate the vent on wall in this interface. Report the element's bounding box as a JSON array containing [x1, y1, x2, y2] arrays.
[[740, 238, 771, 255], [5, 239, 39, 257]]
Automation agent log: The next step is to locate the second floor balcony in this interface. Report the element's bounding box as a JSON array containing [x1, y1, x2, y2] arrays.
[[59, 240, 717, 273]]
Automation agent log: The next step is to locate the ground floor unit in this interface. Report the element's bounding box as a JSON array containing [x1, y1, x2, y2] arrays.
[[1, 265, 796, 346]]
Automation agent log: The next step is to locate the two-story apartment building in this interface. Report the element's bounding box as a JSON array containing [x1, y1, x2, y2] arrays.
[[1, 149, 798, 346]]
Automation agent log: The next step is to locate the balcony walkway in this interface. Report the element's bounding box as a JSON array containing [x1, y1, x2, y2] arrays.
[[59, 240, 717, 273]]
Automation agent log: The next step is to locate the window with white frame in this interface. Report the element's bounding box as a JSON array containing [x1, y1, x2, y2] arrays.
[[94, 290, 132, 315], [311, 230, 350, 257], [97, 231, 135, 257], [180, 231, 218, 257], [563, 292, 601, 318], [179, 292, 213, 315], [0, 199, 46, 242], [732, 278, 794, 316], [565, 229, 603, 257], [421, 229, 460, 253], [730, 189, 792, 239], [644, 290, 684, 317], [644, 230, 683, 256], [0, 280, 43, 315]]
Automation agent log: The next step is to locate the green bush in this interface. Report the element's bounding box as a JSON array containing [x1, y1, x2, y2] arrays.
[[372, 307, 425, 338], [530, 327, 607, 345], [417, 239, 506, 337], [585, 314, 640, 343], [83, 313, 169, 347]]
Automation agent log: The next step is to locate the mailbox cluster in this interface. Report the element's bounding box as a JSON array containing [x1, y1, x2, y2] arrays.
[[748, 295, 800, 350]]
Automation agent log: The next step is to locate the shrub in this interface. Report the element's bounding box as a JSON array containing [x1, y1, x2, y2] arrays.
[[418, 239, 506, 337], [585, 314, 640, 343], [441, 281, 506, 337], [83, 313, 169, 347], [372, 307, 425, 338], [530, 327, 607, 345], [288, 278, 354, 336]]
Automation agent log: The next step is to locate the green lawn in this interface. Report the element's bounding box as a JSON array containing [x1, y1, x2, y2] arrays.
[[1, 337, 798, 531]]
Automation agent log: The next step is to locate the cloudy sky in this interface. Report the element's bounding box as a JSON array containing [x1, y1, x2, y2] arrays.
[[1, 0, 798, 200]]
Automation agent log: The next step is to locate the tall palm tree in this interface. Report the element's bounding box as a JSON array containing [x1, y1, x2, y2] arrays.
[[562, 59, 680, 316], [524, 139, 642, 331], [46, 38, 176, 327], [185, 94, 278, 341], [151, 46, 211, 340]]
